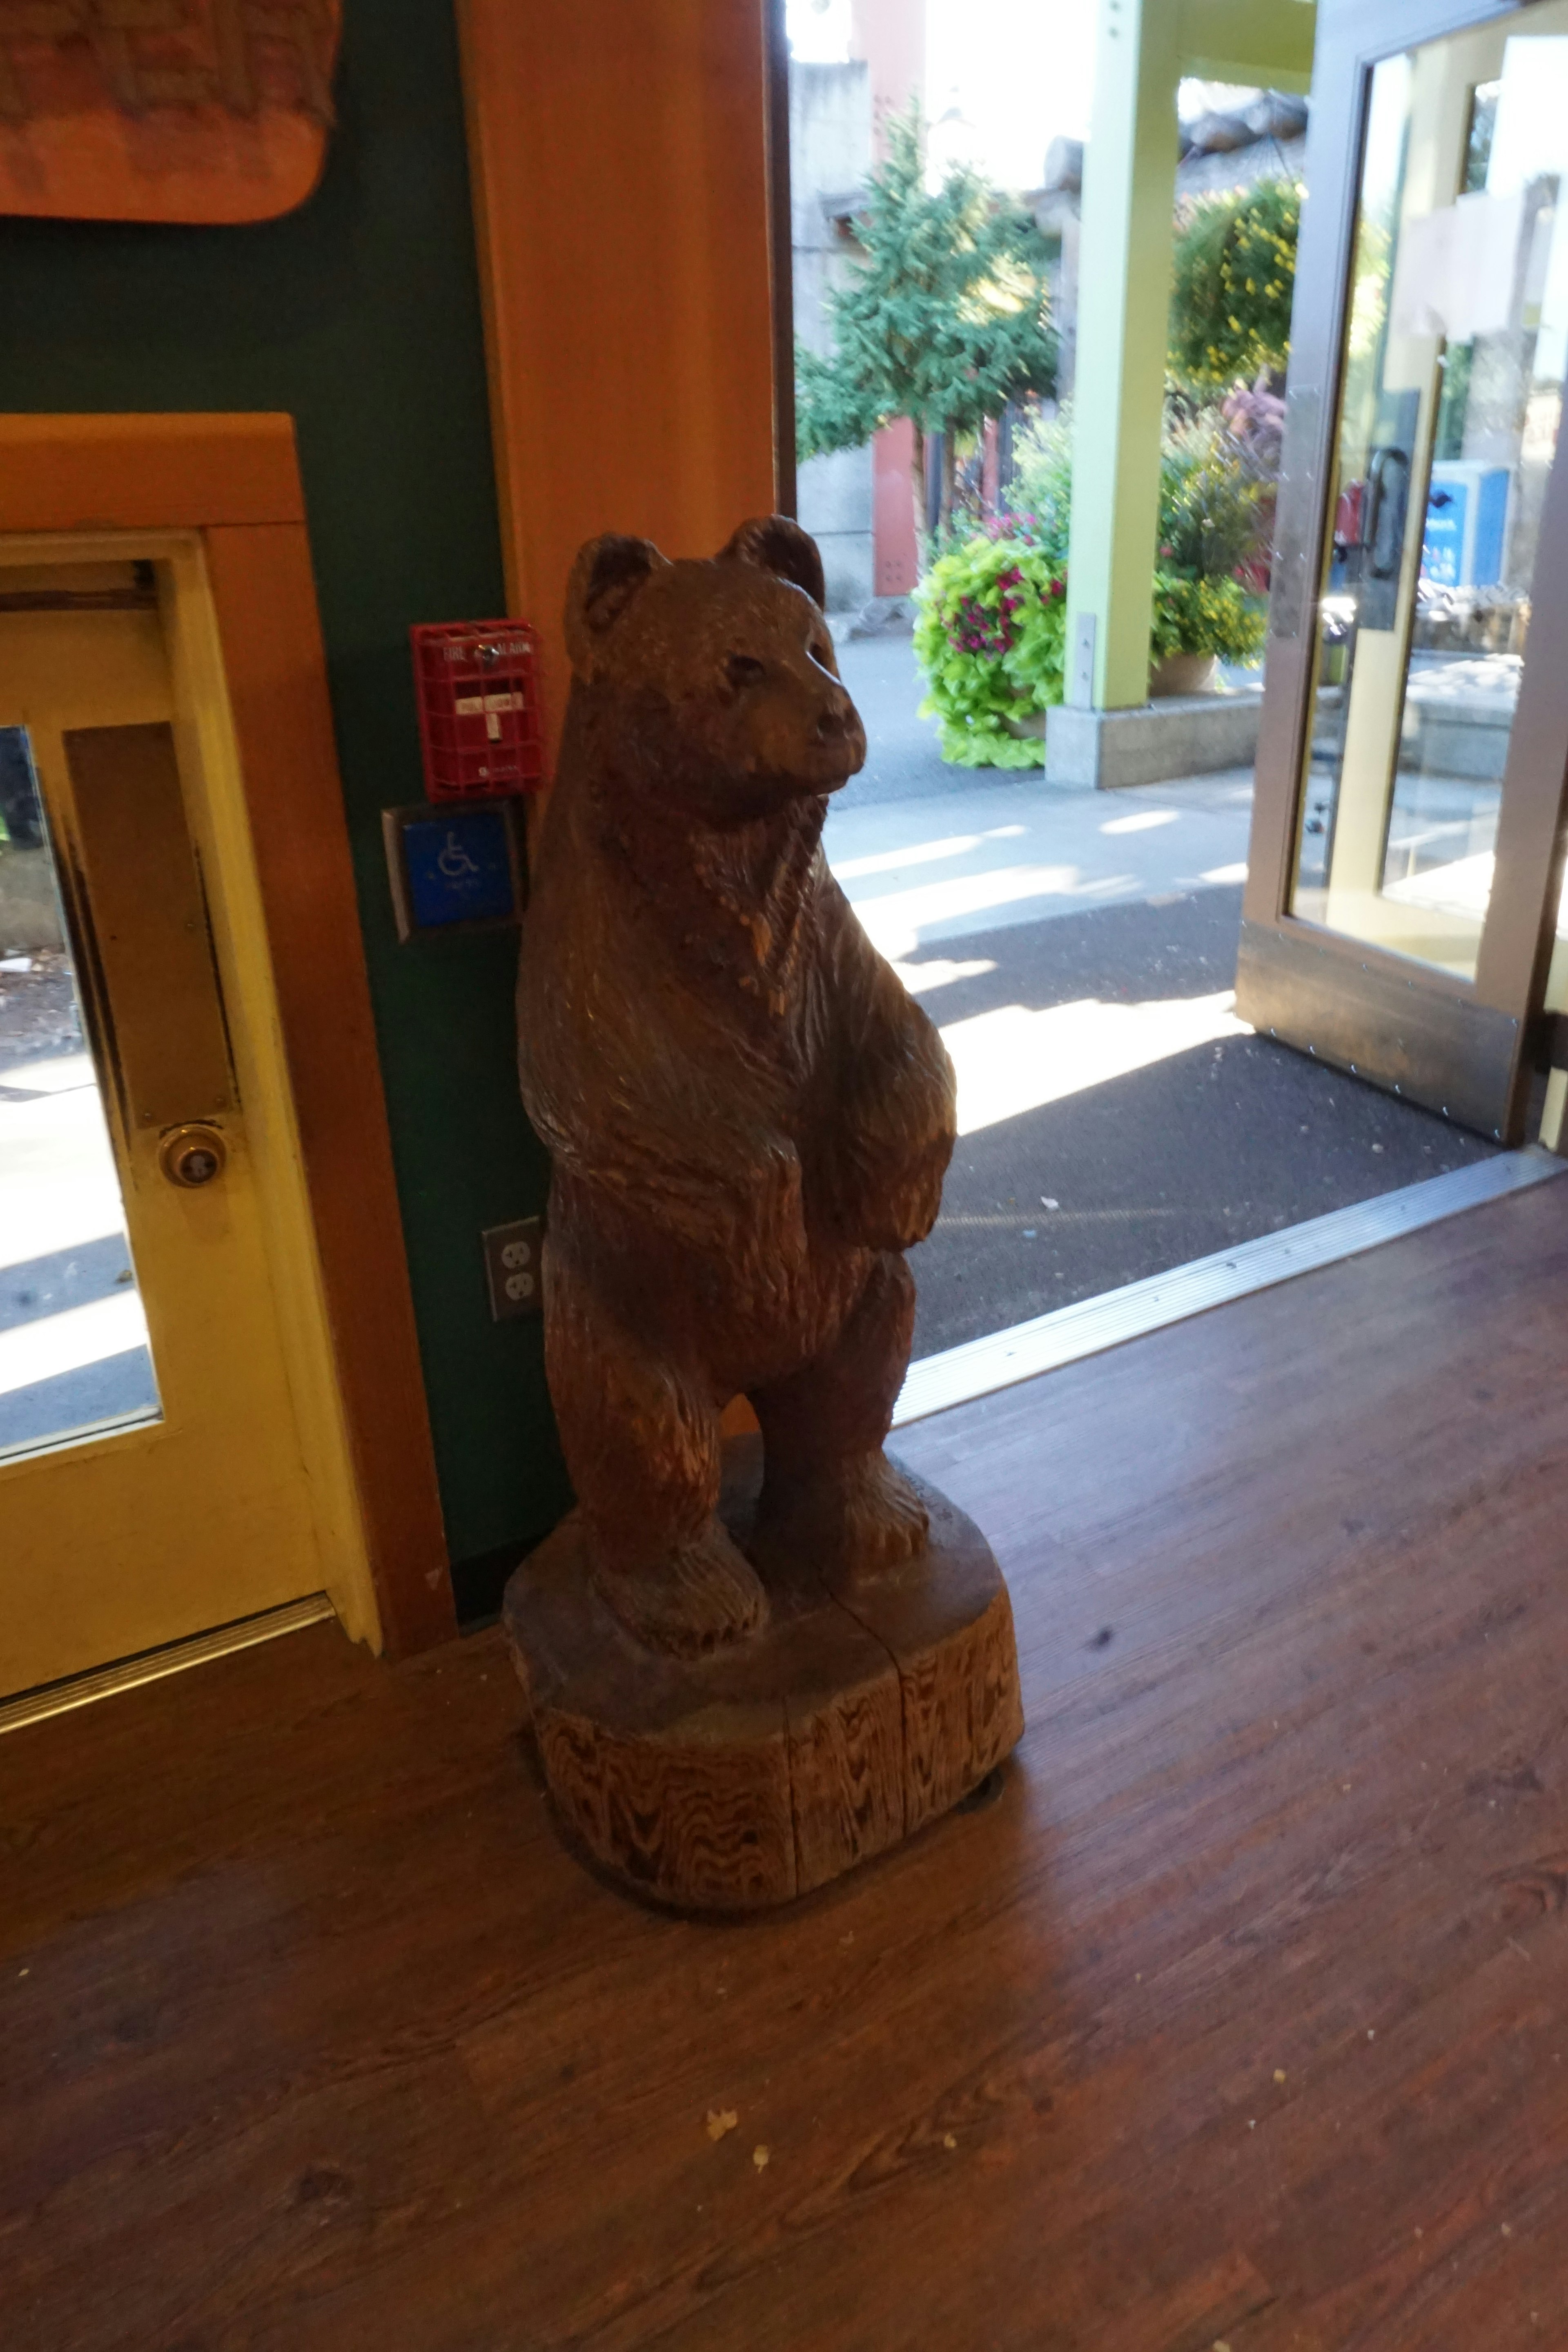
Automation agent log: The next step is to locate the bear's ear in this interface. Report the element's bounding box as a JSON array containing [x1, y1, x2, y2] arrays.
[[564, 533, 670, 678], [716, 515, 826, 613]]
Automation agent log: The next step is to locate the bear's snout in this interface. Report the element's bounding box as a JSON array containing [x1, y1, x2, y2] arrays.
[[807, 687, 866, 788]]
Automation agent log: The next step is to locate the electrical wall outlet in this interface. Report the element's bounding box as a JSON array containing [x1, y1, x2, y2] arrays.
[[481, 1216, 543, 1320]]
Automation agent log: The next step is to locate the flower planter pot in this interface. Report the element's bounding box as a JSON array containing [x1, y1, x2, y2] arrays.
[[1149, 652, 1218, 698], [1000, 709, 1049, 740]]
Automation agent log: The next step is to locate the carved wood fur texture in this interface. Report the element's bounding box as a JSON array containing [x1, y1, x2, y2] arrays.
[[516, 517, 958, 1659]]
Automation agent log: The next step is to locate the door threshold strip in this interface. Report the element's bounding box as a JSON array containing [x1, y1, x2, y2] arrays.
[[0, 1592, 337, 1737], [893, 1146, 1568, 1429]]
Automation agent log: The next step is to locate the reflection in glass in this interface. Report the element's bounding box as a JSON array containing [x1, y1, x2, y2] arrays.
[[1292, 9, 1568, 979], [0, 725, 159, 1460]]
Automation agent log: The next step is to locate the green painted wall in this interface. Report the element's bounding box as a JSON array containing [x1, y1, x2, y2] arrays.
[[0, 5, 572, 1595]]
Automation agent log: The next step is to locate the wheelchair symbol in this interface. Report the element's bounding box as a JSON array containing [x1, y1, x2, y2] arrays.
[[437, 830, 482, 880]]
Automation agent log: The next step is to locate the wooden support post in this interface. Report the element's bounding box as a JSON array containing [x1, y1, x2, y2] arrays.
[[456, 0, 780, 766], [1067, 0, 1183, 713], [1066, 0, 1316, 715]]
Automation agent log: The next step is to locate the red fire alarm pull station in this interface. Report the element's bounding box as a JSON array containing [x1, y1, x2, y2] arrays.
[[410, 620, 546, 801]]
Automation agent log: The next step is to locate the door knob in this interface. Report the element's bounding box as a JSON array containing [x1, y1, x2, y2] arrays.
[[158, 1123, 228, 1189]]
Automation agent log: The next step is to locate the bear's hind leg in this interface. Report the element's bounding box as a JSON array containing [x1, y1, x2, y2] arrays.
[[546, 1254, 766, 1656], [750, 1251, 928, 1592]]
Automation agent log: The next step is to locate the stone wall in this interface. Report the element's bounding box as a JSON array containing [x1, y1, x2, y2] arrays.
[[790, 60, 874, 612]]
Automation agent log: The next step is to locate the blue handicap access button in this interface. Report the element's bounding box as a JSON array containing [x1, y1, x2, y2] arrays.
[[402, 808, 517, 930]]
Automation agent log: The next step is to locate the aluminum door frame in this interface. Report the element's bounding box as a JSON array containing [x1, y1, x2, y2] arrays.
[[1237, 0, 1568, 1141]]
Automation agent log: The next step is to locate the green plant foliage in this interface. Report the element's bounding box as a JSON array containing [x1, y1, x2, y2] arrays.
[[795, 110, 1056, 465], [1157, 412, 1269, 577], [913, 537, 1068, 768], [1153, 413, 1270, 660], [1009, 404, 1270, 661], [1149, 572, 1267, 665], [1168, 178, 1300, 394], [918, 405, 1269, 763], [994, 410, 1074, 565]]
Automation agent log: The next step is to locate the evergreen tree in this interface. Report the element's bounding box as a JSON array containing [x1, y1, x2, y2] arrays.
[[795, 110, 1056, 548]]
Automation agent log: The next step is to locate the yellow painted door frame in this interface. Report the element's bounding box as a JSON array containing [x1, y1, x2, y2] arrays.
[[0, 414, 455, 1668]]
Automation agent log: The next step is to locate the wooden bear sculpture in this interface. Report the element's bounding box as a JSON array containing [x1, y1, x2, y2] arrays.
[[507, 517, 1022, 1909], [517, 515, 956, 1655]]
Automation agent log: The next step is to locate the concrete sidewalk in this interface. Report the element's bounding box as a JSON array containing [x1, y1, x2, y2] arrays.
[[829, 765, 1255, 962]]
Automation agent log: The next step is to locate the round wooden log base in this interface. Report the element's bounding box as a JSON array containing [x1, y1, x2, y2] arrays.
[[502, 1437, 1024, 1911]]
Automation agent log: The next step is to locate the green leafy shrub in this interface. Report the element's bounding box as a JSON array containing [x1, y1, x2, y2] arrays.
[[1158, 413, 1269, 577], [913, 537, 1068, 768], [1152, 413, 1270, 662], [996, 410, 1074, 566], [1150, 572, 1266, 664], [1168, 178, 1300, 395]]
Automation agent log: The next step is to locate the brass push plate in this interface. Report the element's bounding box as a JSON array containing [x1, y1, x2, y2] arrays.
[[61, 723, 234, 1129], [481, 1217, 543, 1321]]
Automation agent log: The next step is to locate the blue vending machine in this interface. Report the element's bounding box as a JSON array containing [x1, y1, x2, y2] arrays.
[[1422, 460, 1512, 589]]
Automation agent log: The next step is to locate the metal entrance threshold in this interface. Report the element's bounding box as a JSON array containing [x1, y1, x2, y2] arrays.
[[894, 1147, 1568, 1428], [0, 1593, 336, 1738]]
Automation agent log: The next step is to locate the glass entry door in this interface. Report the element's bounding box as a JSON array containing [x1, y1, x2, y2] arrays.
[[1239, 0, 1568, 1139]]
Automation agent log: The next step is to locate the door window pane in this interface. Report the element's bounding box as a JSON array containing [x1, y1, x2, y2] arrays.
[[1292, 9, 1568, 979], [0, 726, 159, 1459]]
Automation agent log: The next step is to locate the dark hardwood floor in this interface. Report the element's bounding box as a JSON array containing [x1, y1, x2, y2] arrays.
[[6, 1181, 1568, 2350]]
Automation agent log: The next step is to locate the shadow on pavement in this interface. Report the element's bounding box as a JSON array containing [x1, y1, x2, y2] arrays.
[[906, 884, 1499, 1358]]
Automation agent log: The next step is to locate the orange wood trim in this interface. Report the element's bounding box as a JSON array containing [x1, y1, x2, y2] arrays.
[[457, 0, 780, 760], [205, 521, 455, 1656], [0, 414, 306, 532]]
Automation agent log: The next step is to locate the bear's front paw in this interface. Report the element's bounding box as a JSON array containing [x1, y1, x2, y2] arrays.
[[753, 1451, 929, 1593], [829, 1136, 951, 1252], [592, 1521, 769, 1657]]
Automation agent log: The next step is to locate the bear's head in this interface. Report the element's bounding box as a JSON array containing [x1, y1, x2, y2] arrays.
[[563, 517, 866, 825]]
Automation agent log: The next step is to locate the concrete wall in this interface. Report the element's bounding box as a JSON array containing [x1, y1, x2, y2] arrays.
[[851, 0, 926, 597], [791, 61, 874, 612]]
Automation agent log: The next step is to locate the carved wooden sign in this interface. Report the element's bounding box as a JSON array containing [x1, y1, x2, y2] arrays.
[[503, 517, 1024, 1909], [0, 0, 340, 223]]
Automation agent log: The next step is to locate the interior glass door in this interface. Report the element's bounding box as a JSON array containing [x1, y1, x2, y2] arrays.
[[1239, 0, 1568, 1139], [0, 551, 330, 1699], [2, 718, 160, 1458]]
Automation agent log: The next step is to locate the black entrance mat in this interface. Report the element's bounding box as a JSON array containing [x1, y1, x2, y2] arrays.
[[905, 885, 1500, 1360]]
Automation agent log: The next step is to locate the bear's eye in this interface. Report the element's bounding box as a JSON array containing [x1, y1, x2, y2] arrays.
[[725, 653, 767, 691]]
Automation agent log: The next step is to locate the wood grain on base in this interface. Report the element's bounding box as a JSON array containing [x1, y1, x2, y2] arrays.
[[842, 1486, 1026, 1835], [541, 1708, 798, 1911], [503, 1440, 1022, 1909]]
